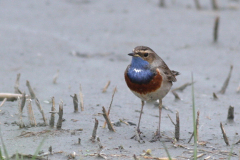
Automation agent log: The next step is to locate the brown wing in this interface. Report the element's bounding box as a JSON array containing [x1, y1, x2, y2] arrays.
[[156, 62, 179, 82]]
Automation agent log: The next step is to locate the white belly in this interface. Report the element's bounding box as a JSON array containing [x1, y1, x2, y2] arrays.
[[131, 80, 172, 101]]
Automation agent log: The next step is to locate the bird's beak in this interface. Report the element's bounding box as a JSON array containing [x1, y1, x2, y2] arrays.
[[128, 53, 134, 56]]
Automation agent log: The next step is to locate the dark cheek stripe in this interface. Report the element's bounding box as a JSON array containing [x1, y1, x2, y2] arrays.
[[125, 72, 162, 94]]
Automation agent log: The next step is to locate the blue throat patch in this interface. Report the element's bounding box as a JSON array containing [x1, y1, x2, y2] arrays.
[[127, 57, 155, 84]]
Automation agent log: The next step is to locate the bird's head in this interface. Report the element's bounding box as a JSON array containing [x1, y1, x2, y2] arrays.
[[128, 46, 156, 65]]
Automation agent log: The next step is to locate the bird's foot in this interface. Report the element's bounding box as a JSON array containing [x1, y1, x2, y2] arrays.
[[149, 130, 161, 142], [130, 129, 145, 143]]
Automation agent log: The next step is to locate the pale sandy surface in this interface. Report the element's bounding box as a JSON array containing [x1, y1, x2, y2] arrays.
[[0, 0, 240, 159]]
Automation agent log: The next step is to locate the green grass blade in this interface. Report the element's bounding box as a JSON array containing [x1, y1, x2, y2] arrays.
[[0, 130, 9, 160], [162, 142, 172, 160], [0, 147, 4, 160], [228, 144, 234, 160], [191, 73, 197, 159], [31, 137, 46, 160], [228, 136, 236, 160], [15, 151, 19, 160]]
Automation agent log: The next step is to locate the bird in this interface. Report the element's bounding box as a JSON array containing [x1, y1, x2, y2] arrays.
[[124, 46, 179, 142]]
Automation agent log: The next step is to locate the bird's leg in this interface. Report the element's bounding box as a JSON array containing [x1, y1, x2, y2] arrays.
[[150, 99, 162, 142], [137, 100, 144, 133], [131, 100, 145, 143], [157, 99, 162, 136]]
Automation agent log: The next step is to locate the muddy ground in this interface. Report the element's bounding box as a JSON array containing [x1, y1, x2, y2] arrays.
[[0, 0, 240, 159]]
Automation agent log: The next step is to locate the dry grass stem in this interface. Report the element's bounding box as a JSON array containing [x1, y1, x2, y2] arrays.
[[49, 146, 52, 154], [211, 0, 219, 10], [71, 94, 78, 113], [220, 122, 229, 146], [27, 99, 36, 127], [11, 153, 47, 160], [194, 0, 201, 10], [0, 98, 7, 107], [172, 82, 194, 92], [235, 139, 240, 144], [119, 119, 129, 125], [18, 97, 25, 128], [162, 105, 173, 113], [196, 110, 200, 141], [79, 84, 84, 111], [159, 0, 165, 7], [20, 92, 26, 111], [236, 83, 240, 93], [97, 137, 103, 153], [204, 156, 211, 160], [108, 87, 117, 114], [188, 131, 194, 143], [14, 73, 22, 94], [0, 93, 26, 101], [227, 106, 234, 120], [175, 111, 180, 141], [102, 81, 111, 93], [17, 96, 21, 110], [102, 106, 115, 132], [133, 154, 138, 160], [26, 80, 36, 99], [56, 100, 63, 129], [35, 98, 48, 125], [172, 90, 180, 100], [91, 118, 99, 141], [171, 82, 195, 100], [213, 16, 220, 42], [102, 87, 117, 128], [103, 87, 117, 128], [197, 148, 237, 157], [213, 92, 218, 100], [142, 157, 176, 160], [168, 112, 180, 141], [167, 114, 175, 126], [188, 110, 200, 143], [53, 69, 59, 84], [97, 137, 106, 159], [49, 97, 56, 127], [219, 65, 233, 94], [197, 153, 205, 158]]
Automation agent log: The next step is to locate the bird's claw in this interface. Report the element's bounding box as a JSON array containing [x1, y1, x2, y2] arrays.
[[130, 129, 145, 143], [150, 130, 161, 142], [150, 134, 161, 142]]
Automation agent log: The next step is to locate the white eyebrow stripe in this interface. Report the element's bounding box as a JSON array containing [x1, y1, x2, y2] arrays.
[[133, 68, 142, 73]]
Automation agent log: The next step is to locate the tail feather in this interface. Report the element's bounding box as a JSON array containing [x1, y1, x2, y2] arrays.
[[171, 70, 180, 76]]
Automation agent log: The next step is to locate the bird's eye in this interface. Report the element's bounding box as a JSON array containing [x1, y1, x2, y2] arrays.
[[143, 53, 148, 57]]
